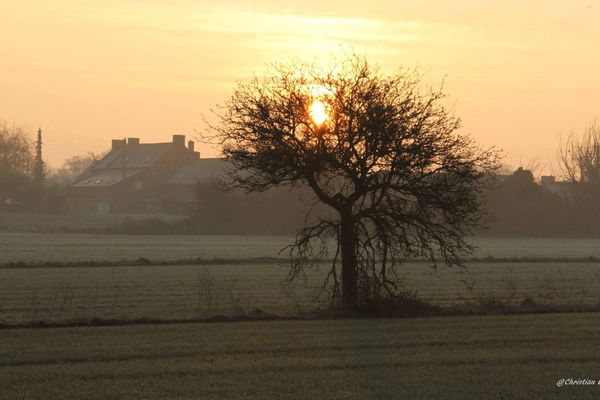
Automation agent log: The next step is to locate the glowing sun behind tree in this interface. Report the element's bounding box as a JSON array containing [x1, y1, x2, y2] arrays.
[[309, 101, 328, 125], [208, 55, 500, 312]]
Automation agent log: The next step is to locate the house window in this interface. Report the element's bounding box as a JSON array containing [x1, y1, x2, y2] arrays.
[[134, 181, 144, 191]]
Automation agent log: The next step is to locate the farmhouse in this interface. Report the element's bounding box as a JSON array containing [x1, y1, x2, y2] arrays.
[[68, 135, 225, 214]]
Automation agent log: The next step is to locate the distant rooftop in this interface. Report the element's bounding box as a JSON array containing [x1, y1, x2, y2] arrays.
[[168, 158, 228, 185], [71, 169, 143, 188], [71, 135, 199, 188], [95, 142, 174, 170]]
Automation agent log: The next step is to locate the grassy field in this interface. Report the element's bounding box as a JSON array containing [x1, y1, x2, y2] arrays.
[[2, 313, 600, 399], [1, 261, 599, 325], [0, 212, 185, 233], [2, 232, 599, 398], [1, 233, 600, 325], [0, 232, 290, 263], [4, 232, 600, 264]]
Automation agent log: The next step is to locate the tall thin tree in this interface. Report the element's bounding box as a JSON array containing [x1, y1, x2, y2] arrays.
[[33, 127, 45, 187]]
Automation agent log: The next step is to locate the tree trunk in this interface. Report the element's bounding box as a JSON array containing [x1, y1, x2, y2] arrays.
[[340, 215, 358, 313]]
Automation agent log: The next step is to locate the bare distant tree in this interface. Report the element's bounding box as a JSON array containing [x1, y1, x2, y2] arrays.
[[0, 121, 33, 177], [207, 56, 500, 312], [63, 152, 103, 177], [557, 120, 600, 233], [0, 121, 34, 206], [559, 121, 600, 184], [50, 151, 106, 185]]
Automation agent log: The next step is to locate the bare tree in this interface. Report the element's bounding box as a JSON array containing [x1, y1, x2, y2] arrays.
[[0, 121, 34, 206], [208, 56, 499, 313], [557, 121, 600, 233], [0, 121, 32, 176], [51, 151, 106, 185], [559, 121, 600, 184]]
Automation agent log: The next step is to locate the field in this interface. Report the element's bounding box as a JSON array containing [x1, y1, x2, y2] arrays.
[[4, 232, 600, 263], [0, 232, 290, 263], [2, 262, 600, 325], [2, 232, 600, 399], [0, 212, 184, 234], [1, 233, 600, 325], [2, 313, 600, 399]]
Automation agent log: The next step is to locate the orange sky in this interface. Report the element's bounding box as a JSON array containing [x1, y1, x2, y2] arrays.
[[1, 0, 599, 174]]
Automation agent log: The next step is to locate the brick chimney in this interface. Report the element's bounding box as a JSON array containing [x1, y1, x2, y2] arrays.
[[112, 139, 125, 151], [128, 138, 140, 145], [187, 140, 199, 158], [172, 134, 185, 147]]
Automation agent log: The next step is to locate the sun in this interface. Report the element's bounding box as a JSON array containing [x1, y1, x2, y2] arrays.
[[309, 101, 328, 125]]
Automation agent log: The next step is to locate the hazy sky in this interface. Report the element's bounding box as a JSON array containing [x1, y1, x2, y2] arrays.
[[2, 0, 599, 173]]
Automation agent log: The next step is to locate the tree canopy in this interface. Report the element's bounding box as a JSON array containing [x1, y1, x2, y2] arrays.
[[0, 121, 34, 208], [209, 56, 499, 312]]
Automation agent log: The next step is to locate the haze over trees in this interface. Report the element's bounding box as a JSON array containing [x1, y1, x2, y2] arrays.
[[484, 167, 568, 237], [559, 121, 600, 185], [50, 151, 106, 186], [0, 121, 36, 209], [0, 120, 93, 212], [557, 121, 600, 234], [208, 55, 500, 312]]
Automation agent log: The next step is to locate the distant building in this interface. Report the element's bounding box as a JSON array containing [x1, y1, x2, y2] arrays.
[[72, 142, 581, 216], [495, 168, 575, 199], [540, 175, 576, 198], [164, 158, 228, 214], [68, 135, 208, 214]]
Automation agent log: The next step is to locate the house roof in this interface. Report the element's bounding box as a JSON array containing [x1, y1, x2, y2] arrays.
[[71, 169, 144, 188], [72, 142, 179, 188], [168, 158, 228, 185], [93, 143, 174, 170]]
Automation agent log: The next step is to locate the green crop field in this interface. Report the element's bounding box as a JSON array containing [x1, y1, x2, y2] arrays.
[[2, 313, 600, 399]]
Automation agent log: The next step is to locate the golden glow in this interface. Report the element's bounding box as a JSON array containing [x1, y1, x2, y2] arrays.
[[309, 101, 328, 125], [2, 1, 600, 171], [307, 84, 334, 98]]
